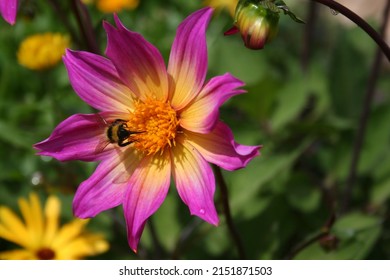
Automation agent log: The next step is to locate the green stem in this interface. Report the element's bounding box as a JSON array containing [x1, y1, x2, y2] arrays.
[[311, 0, 390, 61], [71, 0, 99, 54], [213, 165, 247, 259], [342, 0, 390, 213]]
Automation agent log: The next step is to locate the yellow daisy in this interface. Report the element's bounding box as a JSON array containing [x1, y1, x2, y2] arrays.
[[0, 193, 109, 260], [96, 0, 139, 13], [17, 33, 70, 71]]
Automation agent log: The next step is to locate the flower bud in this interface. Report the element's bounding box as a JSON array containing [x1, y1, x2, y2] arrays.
[[227, 0, 280, 50]]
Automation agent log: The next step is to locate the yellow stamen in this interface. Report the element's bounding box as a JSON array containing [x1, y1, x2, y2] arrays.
[[128, 99, 179, 155]]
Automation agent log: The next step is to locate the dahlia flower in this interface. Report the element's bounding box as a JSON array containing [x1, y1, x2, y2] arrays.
[[35, 7, 260, 252]]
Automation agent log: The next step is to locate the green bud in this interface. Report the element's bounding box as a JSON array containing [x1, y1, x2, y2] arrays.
[[224, 0, 304, 50]]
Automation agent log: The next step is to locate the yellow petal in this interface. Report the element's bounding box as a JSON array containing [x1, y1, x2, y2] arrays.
[[56, 234, 109, 260], [42, 195, 60, 245], [18, 193, 44, 247], [50, 219, 89, 249], [0, 207, 30, 247], [0, 249, 36, 260]]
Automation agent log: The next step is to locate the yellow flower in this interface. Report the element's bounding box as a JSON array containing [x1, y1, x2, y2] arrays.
[[0, 193, 109, 260], [204, 0, 238, 17], [17, 33, 70, 71], [96, 0, 139, 13]]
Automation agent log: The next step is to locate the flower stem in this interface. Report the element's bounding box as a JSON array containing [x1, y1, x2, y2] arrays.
[[310, 0, 390, 61], [341, 0, 390, 213], [213, 165, 247, 259], [47, 0, 82, 47], [70, 0, 99, 54], [285, 213, 336, 259], [301, 1, 318, 71]]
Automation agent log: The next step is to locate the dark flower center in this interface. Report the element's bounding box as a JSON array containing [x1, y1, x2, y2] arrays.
[[36, 248, 56, 260]]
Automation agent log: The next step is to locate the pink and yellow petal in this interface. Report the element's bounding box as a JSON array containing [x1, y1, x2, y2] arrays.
[[180, 73, 245, 133], [0, 0, 17, 25], [104, 15, 168, 102], [123, 151, 171, 252], [73, 148, 143, 218], [171, 141, 219, 225], [185, 121, 261, 171], [63, 50, 134, 112], [168, 7, 213, 109], [34, 113, 115, 162]]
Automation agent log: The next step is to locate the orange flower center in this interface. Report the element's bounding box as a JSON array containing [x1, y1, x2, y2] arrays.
[[128, 99, 179, 155]]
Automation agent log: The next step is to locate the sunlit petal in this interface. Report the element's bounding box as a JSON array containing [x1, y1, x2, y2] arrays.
[[104, 15, 168, 101], [168, 7, 213, 109], [123, 151, 171, 252], [34, 113, 127, 162], [171, 141, 219, 225], [73, 148, 143, 218], [185, 121, 261, 171], [180, 73, 245, 133], [64, 50, 135, 112]]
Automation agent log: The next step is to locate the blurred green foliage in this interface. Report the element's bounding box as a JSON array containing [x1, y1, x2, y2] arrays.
[[0, 0, 389, 260]]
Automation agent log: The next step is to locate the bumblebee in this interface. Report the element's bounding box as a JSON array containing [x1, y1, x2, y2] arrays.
[[107, 119, 141, 147]]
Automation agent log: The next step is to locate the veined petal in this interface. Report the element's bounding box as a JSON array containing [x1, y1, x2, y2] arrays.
[[171, 141, 219, 225], [180, 73, 245, 133], [73, 148, 143, 218], [123, 151, 171, 252], [34, 113, 123, 162], [168, 7, 213, 110], [0, 0, 17, 25], [185, 121, 261, 171], [104, 15, 168, 102], [63, 50, 134, 112]]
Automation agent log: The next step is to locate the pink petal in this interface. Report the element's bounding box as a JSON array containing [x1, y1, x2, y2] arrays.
[[180, 73, 245, 133], [0, 0, 17, 25], [224, 26, 239, 36], [171, 141, 219, 225], [34, 113, 119, 162], [168, 7, 213, 110], [63, 50, 134, 112], [73, 148, 143, 218], [185, 121, 261, 171], [123, 152, 171, 252], [104, 15, 168, 102]]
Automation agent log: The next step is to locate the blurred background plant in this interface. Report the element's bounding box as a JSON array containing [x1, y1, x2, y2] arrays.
[[0, 0, 389, 259]]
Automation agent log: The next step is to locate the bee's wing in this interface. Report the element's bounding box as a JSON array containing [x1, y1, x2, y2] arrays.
[[94, 138, 110, 154]]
